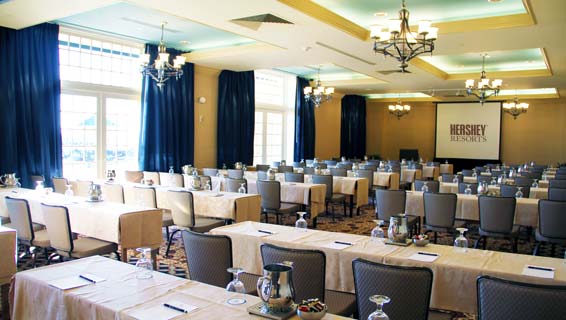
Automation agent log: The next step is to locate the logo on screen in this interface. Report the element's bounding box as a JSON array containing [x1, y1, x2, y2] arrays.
[[449, 124, 488, 142]]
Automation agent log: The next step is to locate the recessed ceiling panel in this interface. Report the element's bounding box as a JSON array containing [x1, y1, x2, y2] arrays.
[[419, 48, 547, 74], [312, 0, 526, 28], [499, 88, 557, 96], [56, 2, 255, 51], [365, 92, 432, 99], [277, 64, 371, 81]]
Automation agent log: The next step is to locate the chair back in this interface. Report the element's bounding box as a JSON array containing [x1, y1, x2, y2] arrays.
[[361, 164, 377, 171], [423, 192, 457, 228], [159, 172, 183, 187], [203, 168, 219, 177], [124, 186, 157, 208], [303, 167, 314, 175], [462, 169, 474, 177], [31, 175, 45, 184], [477, 175, 491, 184], [414, 180, 439, 192], [260, 243, 325, 303], [538, 200, 566, 239], [181, 230, 232, 287], [41, 204, 74, 253], [75, 180, 93, 197], [555, 174, 566, 180], [477, 275, 566, 320], [478, 196, 516, 234], [305, 159, 314, 166], [272, 161, 281, 168], [227, 169, 244, 179], [548, 188, 566, 201], [312, 174, 333, 200], [490, 170, 502, 177], [549, 179, 566, 189], [330, 168, 347, 177], [167, 190, 196, 228], [257, 171, 268, 180], [52, 177, 69, 194], [257, 180, 281, 211], [500, 184, 530, 198], [475, 166, 487, 173], [292, 162, 302, 168], [315, 163, 327, 169], [199, 176, 212, 189], [458, 182, 478, 194], [256, 164, 270, 172], [284, 172, 304, 183], [5, 197, 35, 242], [324, 160, 337, 166], [356, 169, 374, 191], [143, 171, 160, 185], [336, 162, 352, 170], [514, 177, 533, 187], [101, 183, 124, 203], [375, 189, 406, 221], [226, 178, 247, 193], [278, 165, 294, 173], [353, 258, 432, 320], [124, 170, 144, 183]]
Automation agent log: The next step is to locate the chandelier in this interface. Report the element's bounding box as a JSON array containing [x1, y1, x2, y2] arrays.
[[465, 54, 502, 104], [388, 98, 411, 119], [303, 68, 334, 108], [140, 22, 186, 88], [370, 0, 438, 72], [503, 96, 528, 119]]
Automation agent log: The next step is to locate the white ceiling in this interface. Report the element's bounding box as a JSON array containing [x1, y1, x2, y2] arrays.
[[1, 0, 565, 100]]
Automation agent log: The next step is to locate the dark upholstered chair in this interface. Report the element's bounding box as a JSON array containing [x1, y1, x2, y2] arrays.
[[423, 193, 463, 243], [477, 275, 566, 320], [256, 164, 270, 172], [414, 180, 439, 193], [336, 162, 353, 170], [353, 258, 432, 320], [548, 188, 566, 201], [554, 174, 566, 180], [375, 189, 419, 235], [312, 174, 346, 220], [476, 175, 492, 184], [500, 184, 530, 198], [203, 168, 219, 177], [549, 179, 566, 189], [330, 167, 347, 177], [461, 169, 474, 177], [475, 196, 518, 252], [284, 172, 304, 183], [458, 182, 478, 194], [533, 200, 566, 256], [257, 180, 300, 224], [226, 178, 247, 193], [514, 176, 533, 187], [257, 171, 268, 180], [441, 173, 462, 183], [227, 169, 244, 179], [261, 243, 356, 316], [303, 167, 315, 175], [278, 165, 294, 173]]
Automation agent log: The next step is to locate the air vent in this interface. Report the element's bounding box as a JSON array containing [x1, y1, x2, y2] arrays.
[[230, 14, 293, 31]]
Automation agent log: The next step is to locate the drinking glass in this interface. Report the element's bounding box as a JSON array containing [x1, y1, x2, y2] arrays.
[[35, 181, 44, 192], [452, 176, 459, 184], [421, 182, 429, 193], [542, 172, 547, 181], [135, 248, 153, 279], [368, 295, 390, 320], [490, 177, 497, 186], [226, 267, 247, 305], [371, 220, 385, 241], [532, 179, 539, 188], [204, 180, 212, 191], [295, 212, 308, 231], [515, 187, 524, 198], [64, 185, 74, 202], [472, 169, 477, 178], [454, 228, 468, 253], [238, 183, 246, 194], [464, 184, 472, 195]]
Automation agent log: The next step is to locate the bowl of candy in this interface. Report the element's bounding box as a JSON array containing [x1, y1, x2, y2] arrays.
[[297, 298, 327, 320], [412, 234, 429, 247]]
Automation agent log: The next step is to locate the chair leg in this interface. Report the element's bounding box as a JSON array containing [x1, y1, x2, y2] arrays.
[[313, 217, 318, 229], [276, 213, 281, 225], [533, 242, 541, 256], [551, 243, 556, 257], [342, 200, 346, 219], [166, 229, 182, 257], [433, 232, 438, 244], [151, 248, 158, 271], [121, 247, 128, 263], [165, 226, 170, 240], [349, 195, 354, 218], [1, 283, 9, 320], [483, 236, 487, 250], [474, 237, 481, 249]]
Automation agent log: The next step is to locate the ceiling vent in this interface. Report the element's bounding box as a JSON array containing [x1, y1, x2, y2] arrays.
[[230, 14, 293, 31]]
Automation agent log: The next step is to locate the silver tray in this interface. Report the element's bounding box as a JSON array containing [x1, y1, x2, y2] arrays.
[[247, 302, 296, 320]]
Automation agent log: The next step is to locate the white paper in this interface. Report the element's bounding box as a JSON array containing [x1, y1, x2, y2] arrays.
[[408, 252, 439, 263], [80, 273, 106, 283], [129, 301, 198, 320], [245, 230, 276, 237], [522, 265, 555, 279], [48, 276, 93, 290], [321, 241, 353, 250]]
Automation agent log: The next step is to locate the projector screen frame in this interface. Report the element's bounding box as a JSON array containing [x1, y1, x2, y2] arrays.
[[434, 101, 503, 161]]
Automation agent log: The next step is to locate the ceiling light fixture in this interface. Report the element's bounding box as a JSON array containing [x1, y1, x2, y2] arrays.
[[304, 67, 334, 108], [388, 98, 411, 119], [370, 0, 438, 72], [503, 96, 528, 119], [465, 53, 502, 104], [139, 22, 186, 89]]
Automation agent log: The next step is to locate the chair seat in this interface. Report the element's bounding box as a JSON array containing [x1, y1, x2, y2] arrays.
[[60, 237, 118, 259], [277, 202, 301, 214], [0, 216, 10, 225], [162, 211, 174, 228], [479, 225, 520, 238], [325, 289, 357, 316], [425, 220, 465, 233], [28, 229, 51, 248], [192, 218, 225, 233], [330, 194, 346, 202]]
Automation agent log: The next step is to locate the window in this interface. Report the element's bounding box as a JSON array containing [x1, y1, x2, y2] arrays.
[[253, 70, 296, 165], [59, 29, 142, 179]]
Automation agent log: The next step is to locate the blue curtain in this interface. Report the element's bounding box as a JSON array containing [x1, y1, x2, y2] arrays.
[[217, 70, 255, 168], [139, 44, 194, 172], [340, 95, 367, 159], [0, 23, 62, 188], [294, 77, 315, 162]]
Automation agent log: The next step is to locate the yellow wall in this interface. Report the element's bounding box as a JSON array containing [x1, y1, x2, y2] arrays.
[[314, 93, 343, 160], [193, 65, 220, 168], [366, 99, 566, 164]]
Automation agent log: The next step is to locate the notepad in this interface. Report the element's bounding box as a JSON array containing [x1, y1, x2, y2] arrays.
[[321, 241, 353, 250], [129, 301, 197, 320], [522, 265, 555, 279], [48, 274, 102, 290], [408, 252, 440, 263]]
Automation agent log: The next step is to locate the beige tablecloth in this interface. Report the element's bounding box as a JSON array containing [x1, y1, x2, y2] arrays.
[[401, 168, 422, 182], [346, 171, 400, 190], [0, 226, 16, 286], [438, 183, 548, 200], [247, 181, 326, 218], [12, 255, 347, 320], [440, 164, 453, 174], [405, 191, 540, 226], [423, 166, 440, 180], [331, 176, 369, 208]]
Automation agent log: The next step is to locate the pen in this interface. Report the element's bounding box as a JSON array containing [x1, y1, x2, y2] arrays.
[[163, 303, 188, 313], [417, 252, 438, 257], [335, 241, 352, 246], [79, 275, 96, 283], [528, 265, 554, 272], [258, 230, 273, 234]]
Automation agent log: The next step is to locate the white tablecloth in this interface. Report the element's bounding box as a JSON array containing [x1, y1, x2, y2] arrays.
[[438, 182, 548, 199]]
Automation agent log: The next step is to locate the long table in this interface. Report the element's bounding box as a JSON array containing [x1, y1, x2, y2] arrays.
[[0, 226, 16, 320], [438, 182, 548, 199], [405, 191, 540, 227], [347, 171, 400, 190], [0, 188, 162, 262], [11, 255, 347, 320], [211, 221, 566, 315]]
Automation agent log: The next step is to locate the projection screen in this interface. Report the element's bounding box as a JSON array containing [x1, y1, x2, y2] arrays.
[[435, 102, 501, 160]]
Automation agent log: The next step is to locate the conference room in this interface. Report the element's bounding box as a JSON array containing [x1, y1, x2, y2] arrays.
[[1, 0, 565, 319]]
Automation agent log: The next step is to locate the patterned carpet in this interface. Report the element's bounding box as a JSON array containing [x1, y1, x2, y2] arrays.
[[7, 203, 565, 320]]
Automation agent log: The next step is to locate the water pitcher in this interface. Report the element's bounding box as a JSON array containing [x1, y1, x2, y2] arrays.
[[257, 263, 295, 313]]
